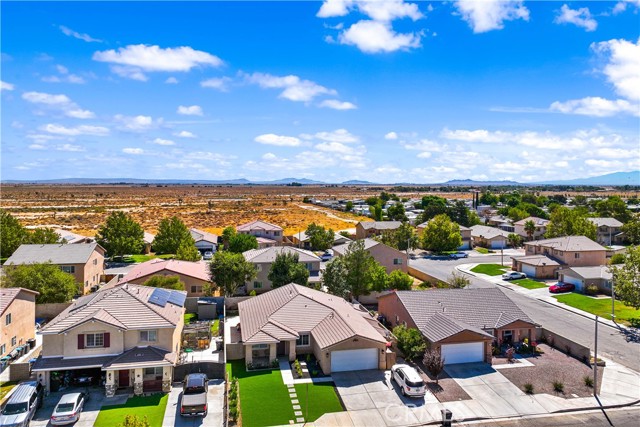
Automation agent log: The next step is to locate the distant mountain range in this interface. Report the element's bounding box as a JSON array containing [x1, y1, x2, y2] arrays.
[[3, 171, 638, 186]]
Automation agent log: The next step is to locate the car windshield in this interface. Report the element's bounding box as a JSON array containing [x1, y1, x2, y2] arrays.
[[55, 403, 76, 412], [406, 380, 425, 388], [2, 402, 28, 415]]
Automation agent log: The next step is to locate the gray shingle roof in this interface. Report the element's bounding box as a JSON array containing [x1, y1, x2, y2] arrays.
[[470, 225, 510, 239], [5, 242, 103, 265], [587, 218, 623, 228], [525, 236, 605, 252], [243, 246, 320, 263], [189, 228, 218, 244], [515, 255, 561, 267], [332, 238, 381, 255], [237, 220, 283, 232], [421, 312, 494, 342], [358, 221, 402, 231], [564, 266, 612, 280]]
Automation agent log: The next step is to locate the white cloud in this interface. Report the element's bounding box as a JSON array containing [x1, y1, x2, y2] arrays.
[[41, 123, 109, 136], [317, 0, 422, 21], [595, 148, 635, 159], [385, 132, 398, 140], [550, 97, 639, 117], [201, 76, 232, 91], [56, 143, 85, 152], [613, 0, 640, 14], [440, 128, 511, 143], [59, 25, 102, 43], [165, 77, 178, 84], [174, 130, 196, 138], [114, 114, 159, 131], [1, 81, 15, 91], [417, 151, 432, 159], [42, 64, 86, 84], [123, 148, 144, 155], [312, 128, 359, 143], [244, 72, 336, 102], [454, 0, 529, 33], [93, 45, 223, 81], [22, 91, 95, 118], [28, 144, 46, 150], [177, 105, 203, 116], [592, 37, 640, 102], [317, 0, 353, 18], [554, 4, 597, 32], [255, 133, 302, 147], [338, 20, 421, 53], [262, 152, 277, 160], [318, 99, 357, 110], [152, 138, 175, 146], [315, 141, 355, 154]]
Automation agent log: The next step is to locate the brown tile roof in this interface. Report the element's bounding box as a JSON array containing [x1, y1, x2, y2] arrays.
[[421, 312, 493, 342], [0, 288, 39, 315], [238, 284, 386, 348], [118, 259, 211, 284], [525, 236, 605, 252], [237, 220, 283, 232], [40, 284, 185, 334], [242, 246, 320, 263]]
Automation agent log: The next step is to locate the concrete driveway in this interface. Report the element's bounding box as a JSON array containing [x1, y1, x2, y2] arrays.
[[162, 379, 224, 427], [30, 387, 111, 427]]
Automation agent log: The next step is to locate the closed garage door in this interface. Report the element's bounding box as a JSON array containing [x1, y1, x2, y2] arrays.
[[521, 264, 537, 278], [563, 275, 583, 292], [441, 342, 484, 365], [490, 240, 505, 249], [331, 348, 378, 372]]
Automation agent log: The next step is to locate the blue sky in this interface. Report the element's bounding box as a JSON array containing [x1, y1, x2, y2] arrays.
[[1, 1, 639, 183]]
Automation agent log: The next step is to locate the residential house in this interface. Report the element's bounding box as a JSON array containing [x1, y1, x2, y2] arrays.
[[53, 229, 95, 245], [378, 288, 539, 364], [355, 221, 402, 239], [32, 284, 186, 396], [558, 266, 613, 295], [242, 247, 321, 294], [486, 215, 514, 232], [237, 220, 283, 246], [5, 243, 105, 295], [289, 231, 351, 250], [587, 218, 624, 246], [189, 228, 218, 255], [118, 259, 212, 297], [228, 283, 389, 373], [514, 217, 549, 241], [332, 238, 408, 274], [469, 225, 510, 249], [417, 222, 472, 250], [512, 236, 607, 279], [0, 288, 39, 359]]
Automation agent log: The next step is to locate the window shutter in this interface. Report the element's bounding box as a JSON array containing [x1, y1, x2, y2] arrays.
[[77, 334, 85, 349], [104, 332, 110, 348]]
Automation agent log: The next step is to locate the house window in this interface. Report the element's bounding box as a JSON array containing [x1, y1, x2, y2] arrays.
[[0, 344, 5, 355], [604, 281, 612, 289], [191, 286, 202, 293], [252, 344, 268, 350], [140, 330, 157, 342], [305, 263, 313, 271], [296, 334, 310, 347], [61, 265, 75, 274], [5, 313, 11, 326], [143, 367, 163, 380], [256, 264, 262, 272], [253, 282, 263, 289], [86, 333, 104, 348], [393, 258, 403, 265], [93, 259, 98, 265], [11, 337, 17, 346], [575, 253, 580, 259]]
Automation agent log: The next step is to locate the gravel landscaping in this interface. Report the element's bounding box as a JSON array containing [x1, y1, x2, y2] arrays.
[[415, 361, 471, 402], [498, 344, 603, 398]]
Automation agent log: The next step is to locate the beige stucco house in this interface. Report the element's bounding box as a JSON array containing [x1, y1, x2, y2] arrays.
[[118, 259, 213, 297], [558, 266, 613, 295], [587, 218, 624, 246], [469, 225, 510, 249], [32, 284, 185, 396], [513, 217, 550, 241], [0, 288, 39, 359], [332, 239, 408, 274], [355, 221, 402, 239], [242, 247, 321, 293], [237, 220, 284, 246], [5, 243, 105, 295]]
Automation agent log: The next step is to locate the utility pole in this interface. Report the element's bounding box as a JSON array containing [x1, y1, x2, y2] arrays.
[[594, 316, 599, 397], [501, 247, 504, 267], [611, 277, 616, 323]]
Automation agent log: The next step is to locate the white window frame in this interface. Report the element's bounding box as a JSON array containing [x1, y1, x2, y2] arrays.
[[86, 332, 104, 348], [296, 333, 310, 347], [393, 258, 403, 265], [11, 336, 17, 346], [139, 330, 157, 342]]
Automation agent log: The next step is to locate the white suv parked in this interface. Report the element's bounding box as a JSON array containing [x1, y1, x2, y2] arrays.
[[391, 364, 426, 397]]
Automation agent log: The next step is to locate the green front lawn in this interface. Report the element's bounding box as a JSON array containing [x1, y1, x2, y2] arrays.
[[184, 313, 197, 324], [512, 279, 548, 290], [0, 381, 18, 401], [474, 247, 493, 254], [122, 254, 175, 263], [211, 319, 220, 335], [553, 293, 640, 326], [471, 263, 507, 276], [294, 382, 343, 422], [94, 394, 168, 427]]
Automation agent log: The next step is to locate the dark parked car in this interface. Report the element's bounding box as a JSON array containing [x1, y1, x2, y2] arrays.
[[549, 282, 575, 293], [180, 373, 208, 417]]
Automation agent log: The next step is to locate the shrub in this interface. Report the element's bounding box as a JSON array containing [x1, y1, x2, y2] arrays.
[[311, 370, 318, 377], [584, 375, 594, 387], [423, 349, 445, 384], [392, 325, 426, 361], [119, 415, 150, 427], [271, 359, 279, 368], [249, 290, 257, 296], [523, 383, 534, 394], [306, 354, 312, 363], [553, 381, 564, 393], [609, 253, 625, 265], [585, 284, 599, 296], [492, 344, 501, 356]]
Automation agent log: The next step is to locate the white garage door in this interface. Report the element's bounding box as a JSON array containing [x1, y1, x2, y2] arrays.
[[563, 275, 583, 292], [441, 342, 484, 365], [490, 240, 505, 249], [331, 348, 378, 372], [521, 264, 537, 278]]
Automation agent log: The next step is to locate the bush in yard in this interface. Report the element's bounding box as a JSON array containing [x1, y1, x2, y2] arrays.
[[609, 253, 625, 265], [553, 381, 564, 393], [393, 325, 426, 361], [118, 415, 150, 427], [584, 375, 594, 387], [523, 383, 534, 394], [423, 349, 445, 384], [585, 284, 599, 296]]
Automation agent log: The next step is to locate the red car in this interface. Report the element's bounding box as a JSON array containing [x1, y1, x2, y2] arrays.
[[549, 282, 575, 293]]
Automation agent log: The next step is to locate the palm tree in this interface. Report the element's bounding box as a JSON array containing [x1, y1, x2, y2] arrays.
[[524, 220, 536, 241]]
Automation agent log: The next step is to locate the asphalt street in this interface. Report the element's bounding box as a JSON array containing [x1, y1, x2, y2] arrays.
[[409, 255, 640, 372]]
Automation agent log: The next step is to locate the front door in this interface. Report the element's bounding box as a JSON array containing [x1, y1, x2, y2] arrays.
[[118, 370, 130, 388], [277, 341, 285, 356]]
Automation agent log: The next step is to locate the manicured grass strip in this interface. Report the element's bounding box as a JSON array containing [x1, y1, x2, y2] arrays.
[[471, 263, 507, 276], [122, 254, 175, 263], [211, 319, 220, 335], [512, 279, 548, 290], [0, 381, 18, 401], [553, 294, 640, 326], [294, 383, 344, 422], [227, 360, 294, 427], [184, 313, 197, 324], [94, 394, 168, 427], [474, 247, 491, 254]]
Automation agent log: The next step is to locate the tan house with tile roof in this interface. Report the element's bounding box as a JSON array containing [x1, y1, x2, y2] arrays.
[[237, 220, 283, 245], [32, 284, 186, 397], [0, 288, 39, 359], [332, 238, 408, 274], [230, 284, 389, 373], [587, 218, 624, 246], [118, 259, 212, 297], [513, 217, 549, 240], [242, 247, 321, 293], [355, 221, 402, 239]]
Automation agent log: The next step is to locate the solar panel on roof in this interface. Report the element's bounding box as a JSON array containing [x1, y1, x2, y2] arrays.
[[167, 291, 186, 307], [148, 288, 171, 307], [70, 293, 100, 311]]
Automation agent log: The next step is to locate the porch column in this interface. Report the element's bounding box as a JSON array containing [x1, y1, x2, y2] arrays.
[[245, 346, 253, 365], [36, 371, 50, 392], [269, 343, 277, 362], [288, 341, 296, 362], [133, 368, 144, 396], [162, 366, 172, 393], [105, 370, 117, 397]]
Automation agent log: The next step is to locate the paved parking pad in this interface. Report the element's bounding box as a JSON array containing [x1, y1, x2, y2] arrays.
[[30, 387, 110, 427], [163, 380, 224, 427]]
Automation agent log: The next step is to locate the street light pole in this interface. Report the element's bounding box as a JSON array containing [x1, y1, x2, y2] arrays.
[[611, 277, 615, 323], [594, 316, 599, 397]]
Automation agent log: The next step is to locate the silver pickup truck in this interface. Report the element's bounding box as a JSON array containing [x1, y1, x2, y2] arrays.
[[180, 373, 208, 417]]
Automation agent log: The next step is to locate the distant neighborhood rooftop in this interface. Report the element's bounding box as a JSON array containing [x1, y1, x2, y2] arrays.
[[189, 228, 218, 243], [243, 246, 320, 263], [118, 259, 210, 284], [470, 225, 510, 239], [358, 221, 402, 230], [525, 236, 605, 252], [587, 218, 623, 228], [237, 220, 283, 231], [5, 242, 104, 265], [514, 216, 549, 226], [332, 238, 382, 255]]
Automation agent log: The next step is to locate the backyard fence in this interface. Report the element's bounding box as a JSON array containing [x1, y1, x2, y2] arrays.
[[173, 361, 226, 381]]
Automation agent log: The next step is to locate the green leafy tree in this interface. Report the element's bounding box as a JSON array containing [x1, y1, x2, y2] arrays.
[[420, 196, 449, 222], [221, 226, 236, 248], [386, 203, 407, 221], [545, 207, 597, 241], [449, 200, 475, 227], [153, 216, 192, 254], [325, 240, 385, 299], [268, 252, 310, 288], [622, 216, 640, 244], [507, 207, 528, 222], [479, 192, 499, 206], [392, 325, 426, 361], [377, 222, 417, 251], [386, 270, 413, 291], [369, 204, 383, 221], [0, 211, 28, 258], [1, 262, 77, 303], [227, 233, 259, 253], [612, 246, 640, 309], [369, 264, 390, 292], [345, 201, 353, 212], [175, 239, 201, 261], [95, 212, 145, 258], [28, 228, 62, 244], [141, 275, 185, 290], [208, 251, 257, 296], [507, 233, 522, 248], [305, 223, 335, 251], [322, 257, 350, 298], [524, 220, 536, 241], [420, 214, 463, 253], [595, 196, 631, 223]]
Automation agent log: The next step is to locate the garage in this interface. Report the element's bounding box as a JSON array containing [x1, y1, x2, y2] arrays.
[[490, 240, 506, 249], [441, 342, 484, 365], [331, 348, 378, 372], [562, 275, 584, 292], [521, 264, 537, 278]]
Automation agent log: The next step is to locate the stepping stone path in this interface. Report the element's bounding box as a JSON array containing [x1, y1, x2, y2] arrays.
[[287, 384, 304, 424]]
